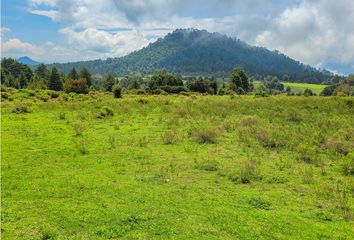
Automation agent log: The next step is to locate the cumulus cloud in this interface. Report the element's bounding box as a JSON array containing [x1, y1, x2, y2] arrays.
[[10, 0, 353, 72]]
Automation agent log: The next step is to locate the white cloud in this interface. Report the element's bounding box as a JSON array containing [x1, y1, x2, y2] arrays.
[[17, 0, 354, 71], [254, 0, 354, 68]]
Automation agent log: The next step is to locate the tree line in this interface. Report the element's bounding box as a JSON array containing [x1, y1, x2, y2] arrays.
[[1, 58, 353, 97]]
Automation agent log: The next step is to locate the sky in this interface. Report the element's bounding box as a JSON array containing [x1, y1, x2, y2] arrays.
[[1, 0, 353, 75]]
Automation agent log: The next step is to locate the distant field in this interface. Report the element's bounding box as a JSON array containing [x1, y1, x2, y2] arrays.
[[1, 90, 353, 239], [254, 81, 328, 94], [282, 82, 328, 94]]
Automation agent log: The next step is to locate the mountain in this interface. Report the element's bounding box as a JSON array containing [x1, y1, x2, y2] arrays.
[[17, 56, 41, 66], [51, 29, 332, 83]]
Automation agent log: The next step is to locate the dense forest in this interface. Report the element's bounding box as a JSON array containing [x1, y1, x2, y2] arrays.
[[50, 29, 334, 84]]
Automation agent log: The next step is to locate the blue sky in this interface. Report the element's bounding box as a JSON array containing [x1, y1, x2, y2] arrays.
[[1, 0, 353, 75]]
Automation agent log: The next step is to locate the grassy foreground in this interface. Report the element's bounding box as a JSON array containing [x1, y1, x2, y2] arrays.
[[1, 90, 354, 239]]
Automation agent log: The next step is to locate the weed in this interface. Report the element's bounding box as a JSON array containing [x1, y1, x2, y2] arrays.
[[162, 129, 180, 144], [71, 122, 86, 136], [108, 135, 117, 149], [190, 126, 219, 144], [301, 165, 314, 184], [11, 105, 32, 114], [249, 197, 272, 210], [97, 106, 114, 118], [195, 159, 219, 171], [58, 112, 66, 120]]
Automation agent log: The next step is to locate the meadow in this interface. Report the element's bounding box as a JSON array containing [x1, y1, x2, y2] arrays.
[[253, 81, 328, 95], [1, 89, 354, 239], [282, 82, 328, 95]]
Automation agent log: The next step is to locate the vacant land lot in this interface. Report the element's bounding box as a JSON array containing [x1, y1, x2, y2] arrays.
[[1, 90, 353, 239]]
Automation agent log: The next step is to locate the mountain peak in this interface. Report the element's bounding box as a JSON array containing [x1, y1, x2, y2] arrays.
[[17, 56, 41, 66]]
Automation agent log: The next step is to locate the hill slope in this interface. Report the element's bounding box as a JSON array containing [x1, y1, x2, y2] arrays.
[[52, 29, 331, 83]]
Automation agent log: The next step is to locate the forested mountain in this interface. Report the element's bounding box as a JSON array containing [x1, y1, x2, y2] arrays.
[[51, 29, 332, 83]]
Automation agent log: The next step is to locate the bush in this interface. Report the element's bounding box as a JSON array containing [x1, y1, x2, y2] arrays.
[[297, 144, 316, 164], [254, 90, 269, 97], [323, 137, 350, 155], [71, 122, 86, 136], [112, 84, 122, 98], [11, 105, 32, 114], [228, 159, 259, 184], [249, 197, 272, 210], [190, 126, 219, 144], [341, 154, 354, 176], [64, 78, 89, 94], [195, 159, 219, 171], [137, 98, 148, 104], [36, 92, 50, 102], [1, 92, 10, 99], [162, 129, 180, 144], [97, 106, 114, 118]]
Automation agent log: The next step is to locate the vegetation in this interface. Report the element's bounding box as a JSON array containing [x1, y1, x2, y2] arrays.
[[50, 29, 335, 83], [1, 89, 353, 239]]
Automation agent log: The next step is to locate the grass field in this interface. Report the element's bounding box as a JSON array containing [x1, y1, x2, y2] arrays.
[[1, 90, 354, 239], [253, 81, 328, 94], [282, 82, 328, 95]]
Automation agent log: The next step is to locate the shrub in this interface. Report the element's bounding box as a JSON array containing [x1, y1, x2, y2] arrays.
[[323, 137, 350, 155], [1, 92, 10, 99], [190, 126, 219, 144], [195, 159, 219, 171], [112, 84, 122, 98], [301, 166, 314, 184], [97, 106, 114, 118], [297, 144, 316, 164], [137, 98, 148, 104], [64, 78, 89, 94], [228, 159, 258, 184], [58, 112, 66, 120], [12, 105, 32, 114], [162, 129, 180, 144], [240, 115, 260, 127], [36, 92, 49, 102], [341, 154, 354, 176], [253, 127, 276, 148], [71, 122, 86, 136], [254, 90, 269, 97], [249, 197, 272, 210]]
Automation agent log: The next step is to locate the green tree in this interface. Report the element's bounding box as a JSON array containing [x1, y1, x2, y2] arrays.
[[79, 68, 92, 86], [67, 68, 79, 80], [229, 67, 251, 94], [104, 74, 115, 92], [35, 64, 49, 83], [49, 67, 63, 91]]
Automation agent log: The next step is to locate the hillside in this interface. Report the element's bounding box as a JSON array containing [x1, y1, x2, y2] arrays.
[[52, 29, 332, 83]]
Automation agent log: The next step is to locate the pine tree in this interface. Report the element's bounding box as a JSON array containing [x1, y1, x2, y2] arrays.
[[49, 67, 63, 91], [79, 68, 92, 86], [67, 68, 79, 80]]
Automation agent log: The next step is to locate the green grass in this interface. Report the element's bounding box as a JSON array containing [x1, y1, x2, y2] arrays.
[[1, 90, 354, 239], [253, 81, 328, 94], [282, 82, 328, 94]]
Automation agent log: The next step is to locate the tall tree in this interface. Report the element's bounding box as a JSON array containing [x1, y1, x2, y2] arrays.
[[229, 67, 251, 94], [49, 67, 63, 91], [67, 68, 79, 80], [79, 68, 92, 86], [35, 64, 49, 82], [104, 74, 115, 92]]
